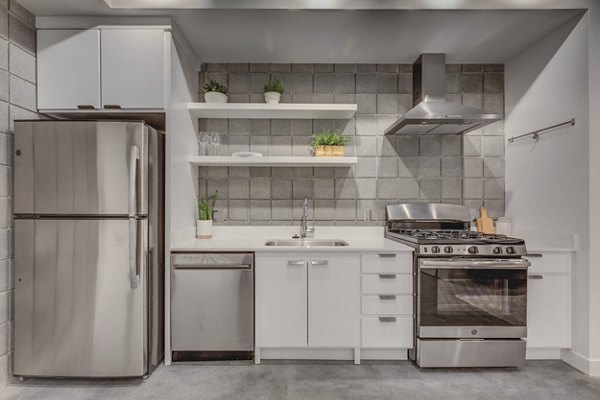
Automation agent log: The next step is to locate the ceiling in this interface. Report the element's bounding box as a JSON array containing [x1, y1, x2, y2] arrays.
[[17, 0, 584, 64]]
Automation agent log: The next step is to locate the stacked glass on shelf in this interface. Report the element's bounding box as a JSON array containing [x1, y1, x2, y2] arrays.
[[197, 131, 220, 156]]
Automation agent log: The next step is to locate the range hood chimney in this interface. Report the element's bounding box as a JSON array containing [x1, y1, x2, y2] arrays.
[[384, 54, 502, 135]]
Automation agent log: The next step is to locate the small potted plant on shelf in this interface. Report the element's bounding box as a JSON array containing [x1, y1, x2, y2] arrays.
[[203, 80, 229, 103], [197, 191, 218, 239], [263, 77, 284, 104], [310, 129, 351, 157]]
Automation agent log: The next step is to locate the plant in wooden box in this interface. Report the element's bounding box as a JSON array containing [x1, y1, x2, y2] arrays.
[[203, 80, 228, 103], [310, 129, 351, 157], [197, 191, 218, 239], [263, 78, 284, 104]]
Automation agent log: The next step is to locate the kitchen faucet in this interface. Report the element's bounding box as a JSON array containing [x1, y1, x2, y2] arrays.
[[299, 198, 314, 238]]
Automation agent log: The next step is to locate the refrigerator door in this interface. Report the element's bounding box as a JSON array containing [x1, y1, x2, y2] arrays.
[[14, 120, 148, 216], [14, 218, 148, 377]]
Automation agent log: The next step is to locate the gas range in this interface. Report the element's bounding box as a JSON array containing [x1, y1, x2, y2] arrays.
[[384, 203, 529, 368]]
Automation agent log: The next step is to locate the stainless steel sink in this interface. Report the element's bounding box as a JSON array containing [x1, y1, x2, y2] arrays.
[[264, 239, 349, 247]]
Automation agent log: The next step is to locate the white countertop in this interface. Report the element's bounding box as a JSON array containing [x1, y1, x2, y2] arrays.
[[171, 226, 413, 253]]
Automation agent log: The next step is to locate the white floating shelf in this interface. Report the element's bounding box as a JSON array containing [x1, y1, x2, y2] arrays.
[[189, 156, 357, 167], [188, 102, 357, 119]]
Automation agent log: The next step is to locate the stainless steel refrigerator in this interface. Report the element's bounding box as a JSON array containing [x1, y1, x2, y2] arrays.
[[13, 120, 164, 378]]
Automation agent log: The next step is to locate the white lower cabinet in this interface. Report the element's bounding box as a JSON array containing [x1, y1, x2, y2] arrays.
[[255, 259, 307, 347], [360, 253, 414, 351], [308, 259, 360, 347], [526, 252, 572, 352], [255, 253, 360, 349], [255, 251, 414, 363], [361, 317, 413, 348]]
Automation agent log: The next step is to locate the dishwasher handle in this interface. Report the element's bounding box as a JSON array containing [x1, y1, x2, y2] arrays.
[[173, 263, 252, 270], [171, 253, 254, 270]]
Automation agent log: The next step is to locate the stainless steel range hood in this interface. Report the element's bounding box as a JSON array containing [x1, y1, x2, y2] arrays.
[[384, 54, 502, 135]]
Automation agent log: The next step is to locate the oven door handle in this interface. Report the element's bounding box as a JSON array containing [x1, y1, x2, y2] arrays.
[[419, 259, 530, 270]]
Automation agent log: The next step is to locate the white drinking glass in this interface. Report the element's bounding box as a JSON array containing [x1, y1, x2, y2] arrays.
[[209, 131, 220, 156], [197, 131, 209, 155]]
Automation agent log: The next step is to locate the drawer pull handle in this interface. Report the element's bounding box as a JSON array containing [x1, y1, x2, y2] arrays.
[[378, 317, 397, 323], [378, 253, 397, 258], [287, 260, 305, 266], [378, 274, 396, 279], [310, 260, 328, 266], [103, 104, 123, 109], [526, 253, 544, 258], [528, 274, 544, 280], [379, 295, 397, 300], [77, 104, 96, 110]]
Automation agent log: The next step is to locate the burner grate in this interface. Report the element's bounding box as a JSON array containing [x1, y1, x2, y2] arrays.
[[393, 229, 512, 241]]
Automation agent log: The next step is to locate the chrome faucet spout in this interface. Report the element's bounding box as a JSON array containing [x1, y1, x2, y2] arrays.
[[300, 198, 308, 238]]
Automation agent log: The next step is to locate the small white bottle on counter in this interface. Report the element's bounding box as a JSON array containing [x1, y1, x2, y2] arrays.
[[495, 217, 513, 236]]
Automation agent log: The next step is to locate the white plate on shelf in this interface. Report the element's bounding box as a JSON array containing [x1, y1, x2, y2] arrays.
[[232, 152, 263, 158]]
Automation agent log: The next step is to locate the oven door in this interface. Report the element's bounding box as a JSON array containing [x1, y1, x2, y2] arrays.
[[417, 258, 529, 339]]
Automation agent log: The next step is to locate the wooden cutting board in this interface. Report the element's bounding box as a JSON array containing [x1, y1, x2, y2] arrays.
[[476, 207, 494, 233]]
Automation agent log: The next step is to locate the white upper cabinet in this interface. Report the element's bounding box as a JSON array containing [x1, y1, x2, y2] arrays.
[[37, 30, 101, 110], [37, 28, 166, 111], [101, 29, 165, 109]]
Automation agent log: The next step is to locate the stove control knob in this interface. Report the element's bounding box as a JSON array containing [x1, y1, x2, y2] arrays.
[[431, 246, 440, 254], [468, 246, 479, 255], [444, 246, 453, 254], [506, 246, 516, 254], [493, 247, 502, 255]]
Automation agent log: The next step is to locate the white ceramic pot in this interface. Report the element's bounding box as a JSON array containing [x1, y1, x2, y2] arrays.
[[264, 91, 281, 104], [196, 220, 213, 239], [204, 92, 228, 103]]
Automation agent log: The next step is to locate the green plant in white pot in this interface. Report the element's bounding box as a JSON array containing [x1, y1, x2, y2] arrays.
[[197, 191, 218, 239], [263, 78, 284, 104], [203, 80, 228, 103]]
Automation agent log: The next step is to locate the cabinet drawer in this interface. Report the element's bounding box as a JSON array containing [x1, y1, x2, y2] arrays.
[[527, 253, 571, 274], [362, 295, 412, 316], [362, 253, 412, 274], [361, 317, 413, 348], [362, 274, 412, 294]]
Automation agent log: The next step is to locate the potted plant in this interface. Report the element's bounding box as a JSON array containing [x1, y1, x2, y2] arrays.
[[203, 80, 228, 103], [263, 78, 284, 104], [310, 129, 351, 157], [197, 191, 218, 239]]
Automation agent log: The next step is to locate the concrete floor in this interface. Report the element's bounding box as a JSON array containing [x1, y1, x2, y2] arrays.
[[3, 360, 600, 400]]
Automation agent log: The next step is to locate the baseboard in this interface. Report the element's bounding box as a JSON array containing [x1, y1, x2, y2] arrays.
[[561, 349, 600, 376], [526, 348, 562, 360], [260, 348, 353, 361], [360, 348, 408, 360], [258, 348, 408, 362]]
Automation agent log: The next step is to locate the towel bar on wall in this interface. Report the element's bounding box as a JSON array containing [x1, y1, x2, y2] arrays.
[[507, 118, 575, 144]]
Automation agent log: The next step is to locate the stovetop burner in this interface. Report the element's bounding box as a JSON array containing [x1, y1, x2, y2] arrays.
[[391, 229, 521, 243]]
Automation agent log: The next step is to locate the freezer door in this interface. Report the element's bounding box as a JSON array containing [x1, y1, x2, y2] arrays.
[[14, 121, 148, 216], [14, 218, 148, 377]]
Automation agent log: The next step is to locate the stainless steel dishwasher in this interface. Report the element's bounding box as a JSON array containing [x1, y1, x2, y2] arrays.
[[171, 252, 254, 361]]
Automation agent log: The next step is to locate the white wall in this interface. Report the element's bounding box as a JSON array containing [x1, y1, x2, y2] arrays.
[[164, 31, 199, 364], [586, 1, 600, 376], [505, 9, 600, 374]]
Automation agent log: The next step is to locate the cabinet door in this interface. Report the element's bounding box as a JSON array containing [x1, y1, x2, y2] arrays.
[[37, 30, 101, 109], [101, 29, 165, 109], [255, 260, 307, 347], [308, 258, 360, 347], [527, 273, 571, 348]]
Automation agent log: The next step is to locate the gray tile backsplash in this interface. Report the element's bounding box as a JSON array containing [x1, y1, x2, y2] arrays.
[[198, 63, 505, 225], [0, 0, 37, 386]]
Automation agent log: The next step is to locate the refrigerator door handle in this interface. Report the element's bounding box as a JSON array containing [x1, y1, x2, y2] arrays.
[[129, 146, 140, 217], [129, 219, 141, 289]]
